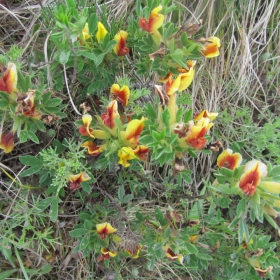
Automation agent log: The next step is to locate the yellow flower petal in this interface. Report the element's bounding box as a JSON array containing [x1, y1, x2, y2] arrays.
[[138, 5, 164, 33], [217, 149, 242, 170], [96, 22, 108, 43], [125, 117, 145, 145], [203, 37, 221, 58], [96, 222, 117, 239], [110, 83, 130, 106], [113, 30, 129, 56], [118, 147, 136, 167]]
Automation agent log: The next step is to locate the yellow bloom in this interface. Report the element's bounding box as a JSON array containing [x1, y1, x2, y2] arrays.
[[0, 62, 17, 94], [178, 60, 196, 92], [165, 247, 184, 264], [118, 147, 136, 167], [217, 149, 242, 170], [82, 23, 90, 40], [96, 22, 108, 43], [138, 5, 164, 34], [110, 83, 130, 107], [96, 222, 117, 239], [239, 160, 267, 196], [203, 37, 221, 58], [67, 172, 91, 190], [125, 117, 145, 146], [113, 30, 129, 56], [126, 245, 142, 259]]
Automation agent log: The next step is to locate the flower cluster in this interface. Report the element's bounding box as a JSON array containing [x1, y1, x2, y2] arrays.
[[79, 21, 129, 57], [0, 63, 56, 154], [79, 83, 149, 167]]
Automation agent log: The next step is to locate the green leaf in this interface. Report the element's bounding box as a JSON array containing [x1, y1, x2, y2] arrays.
[[164, 226, 171, 238], [145, 102, 157, 119], [122, 194, 133, 203], [161, 108, 170, 127], [84, 220, 92, 230], [19, 131, 28, 143], [0, 269, 19, 279], [20, 165, 43, 177], [81, 182, 91, 193], [236, 198, 246, 217], [181, 32, 188, 46], [70, 228, 89, 237], [65, 0, 75, 8], [36, 197, 54, 210], [118, 186, 125, 201], [39, 264, 52, 274], [79, 51, 97, 61], [19, 155, 43, 167], [79, 233, 91, 250], [185, 242, 199, 254], [45, 98, 62, 107], [208, 184, 235, 195], [181, 172, 192, 184], [140, 135, 154, 145], [0, 91, 9, 101], [238, 219, 249, 244], [35, 120, 46, 132], [88, 14, 98, 33], [263, 213, 279, 229], [0, 99, 9, 109], [50, 197, 60, 222], [270, 166, 280, 177], [27, 131, 40, 144], [42, 92, 52, 103], [59, 50, 71, 64], [152, 130, 162, 141], [94, 53, 104, 67], [228, 216, 240, 230], [197, 253, 213, 261], [219, 167, 234, 177]]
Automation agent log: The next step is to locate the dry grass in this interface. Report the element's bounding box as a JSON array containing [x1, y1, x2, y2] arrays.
[[1, 0, 280, 279]]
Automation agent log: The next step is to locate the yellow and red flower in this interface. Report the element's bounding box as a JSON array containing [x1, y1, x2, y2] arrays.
[[239, 160, 267, 196], [217, 149, 242, 170], [81, 141, 105, 156], [185, 117, 214, 150], [96, 22, 108, 43], [110, 84, 130, 107], [16, 90, 41, 119], [139, 5, 164, 34], [98, 248, 117, 261], [165, 75, 181, 96], [96, 222, 117, 239], [125, 117, 145, 146], [80, 114, 95, 137], [203, 37, 220, 58], [126, 245, 142, 259], [194, 109, 218, 122], [118, 147, 136, 167], [101, 100, 120, 129], [67, 172, 91, 190], [113, 30, 129, 56], [0, 62, 17, 94], [165, 247, 184, 264], [178, 60, 196, 92], [0, 132, 15, 153], [134, 145, 149, 161], [79, 114, 107, 139]]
